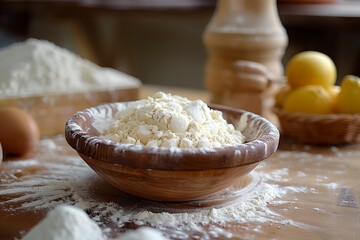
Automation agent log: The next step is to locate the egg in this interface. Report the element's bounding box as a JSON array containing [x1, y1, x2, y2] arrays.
[[0, 107, 40, 156]]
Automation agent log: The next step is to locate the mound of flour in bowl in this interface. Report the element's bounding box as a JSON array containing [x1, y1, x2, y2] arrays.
[[101, 92, 245, 148], [0, 38, 141, 97]]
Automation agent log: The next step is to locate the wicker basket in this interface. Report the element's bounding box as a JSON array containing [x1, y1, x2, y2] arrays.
[[273, 107, 360, 145]]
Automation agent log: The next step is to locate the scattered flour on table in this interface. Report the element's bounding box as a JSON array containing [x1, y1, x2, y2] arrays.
[[0, 137, 288, 239], [0, 38, 140, 97], [101, 92, 245, 148], [115, 227, 168, 240], [2, 138, 356, 239], [11, 137, 351, 239]]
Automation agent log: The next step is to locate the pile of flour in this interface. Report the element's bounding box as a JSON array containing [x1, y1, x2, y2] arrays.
[[102, 92, 245, 148], [21, 205, 168, 240], [0, 38, 141, 97], [116, 227, 169, 240], [22, 205, 104, 240]]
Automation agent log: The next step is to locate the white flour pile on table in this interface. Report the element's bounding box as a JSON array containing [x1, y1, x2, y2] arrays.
[[0, 38, 140, 97], [101, 92, 245, 148], [21, 205, 168, 240], [115, 227, 169, 240], [22, 205, 104, 240]]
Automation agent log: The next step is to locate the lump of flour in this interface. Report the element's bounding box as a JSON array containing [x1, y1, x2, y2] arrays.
[[22, 205, 104, 240], [102, 92, 245, 148], [115, 227, 168, 240], [0, 38, 141, 97]]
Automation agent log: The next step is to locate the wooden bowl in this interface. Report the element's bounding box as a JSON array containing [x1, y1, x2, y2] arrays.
[[65, 102, 279, 202]]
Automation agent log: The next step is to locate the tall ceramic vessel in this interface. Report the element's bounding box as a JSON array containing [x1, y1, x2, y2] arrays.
[[203, 0, 288, 123]]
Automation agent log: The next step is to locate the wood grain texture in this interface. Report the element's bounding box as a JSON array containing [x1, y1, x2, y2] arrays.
[[80, 153, 257, 202]]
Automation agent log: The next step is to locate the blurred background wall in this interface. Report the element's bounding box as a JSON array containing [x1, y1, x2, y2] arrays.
[[0, 0, 359, 89]]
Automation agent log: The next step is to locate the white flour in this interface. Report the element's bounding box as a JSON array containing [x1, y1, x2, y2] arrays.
[[102, 92, 245, 148], [22, 205, 104, 240], [0, 39, 140, 97], [21, 205, 167, 240], [115, 227, 169, 240]]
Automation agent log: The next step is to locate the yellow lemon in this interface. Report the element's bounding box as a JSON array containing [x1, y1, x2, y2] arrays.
[[326, 85, 340, 111], [275, 85, 291, 107], [326, 85, 340, 98], [337, 75, 360, 114], [283, 85, 333, 114], [286, 51, 337, 89]]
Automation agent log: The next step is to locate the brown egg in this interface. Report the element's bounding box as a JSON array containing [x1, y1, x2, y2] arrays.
[[0, 107, 40, 156]]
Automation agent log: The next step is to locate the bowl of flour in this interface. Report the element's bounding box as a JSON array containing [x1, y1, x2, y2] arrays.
[[65, 92, 279, 201]]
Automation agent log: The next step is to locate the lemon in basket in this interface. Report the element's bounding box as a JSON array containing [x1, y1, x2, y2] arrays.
[[283, 85, 333, 114], [327, 85, 340, 108], [337, 75, 360, 114], [275, 85, 291, 107], [286, 51, 337, 89]]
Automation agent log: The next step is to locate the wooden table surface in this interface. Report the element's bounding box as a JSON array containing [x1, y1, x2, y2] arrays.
[[1, 86, 360, 240]]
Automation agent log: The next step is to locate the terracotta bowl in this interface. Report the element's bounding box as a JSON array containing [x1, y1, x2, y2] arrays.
[[65, 102, 279, 202]]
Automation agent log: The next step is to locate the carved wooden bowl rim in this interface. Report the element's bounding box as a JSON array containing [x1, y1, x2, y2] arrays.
[[65, 102, 279, 171]]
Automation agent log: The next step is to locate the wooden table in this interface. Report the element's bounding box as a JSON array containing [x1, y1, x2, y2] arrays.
[[1, 86, 360, 239]]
